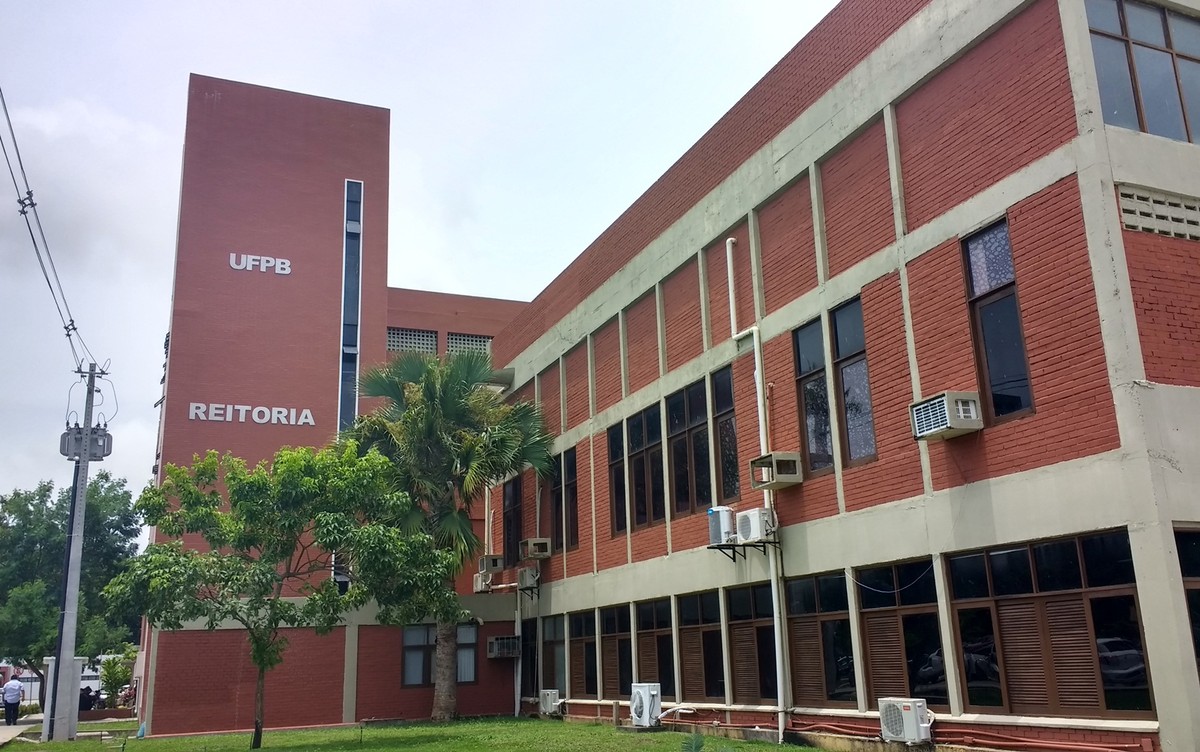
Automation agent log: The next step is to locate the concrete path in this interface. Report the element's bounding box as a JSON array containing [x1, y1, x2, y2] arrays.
[[0, 714, 39, 747]]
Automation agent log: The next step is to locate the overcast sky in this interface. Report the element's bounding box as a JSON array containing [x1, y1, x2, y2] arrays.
[[0, 0, 838, 499]]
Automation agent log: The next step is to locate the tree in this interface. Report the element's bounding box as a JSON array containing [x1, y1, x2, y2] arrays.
[[104, 443, 430, 750], [99, 644, 137, 707], [348, 350, 554, 721], [0, 473, 141, 705]]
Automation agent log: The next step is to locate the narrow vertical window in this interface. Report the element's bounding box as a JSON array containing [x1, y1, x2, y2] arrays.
[[338, 180, 364, 430], [794, 320, 833, 474], [608, 425, 626, 535], [626, 403, 665, 529], [600, 606, 633, 699], [636, 599, 676, 700], [964, 221, 1033, 420], [542, 615, 567, 693], [832, 299, 876, 464], [668, 373, 721, 517], [713, 367, 739, 501], [503, 476, 523, 567], [550, 448, 579, 551], [570, 612, 598, 698]]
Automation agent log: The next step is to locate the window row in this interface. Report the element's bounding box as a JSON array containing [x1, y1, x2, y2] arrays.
[[385, 328, 494, 355], [401, 623, 479, 687], [523, 530, 1153, 720]]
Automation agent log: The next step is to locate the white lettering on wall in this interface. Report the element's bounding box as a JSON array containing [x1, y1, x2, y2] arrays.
[[188, 403, 315, 426], [229, 253, 292, 275]]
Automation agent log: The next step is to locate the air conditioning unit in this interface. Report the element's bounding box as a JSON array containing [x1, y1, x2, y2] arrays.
[[478, 554, 504, 574], [910, 391, 983, 441], [748, 452, 803, 490], [630, 682, 661, 728], [472, 572, 492, 594], [878, 697, 931, 743], [517, 567, 540, 590], [707, 506, 736, 546], [736, 508, 775, 544], [539, 688, 561, 715], [520, 537, 552, 560], [486, 635, 521, 659]]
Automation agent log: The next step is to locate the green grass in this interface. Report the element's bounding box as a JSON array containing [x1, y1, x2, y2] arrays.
[[33, 716, 815, 751], [23, 718, 140, 736]]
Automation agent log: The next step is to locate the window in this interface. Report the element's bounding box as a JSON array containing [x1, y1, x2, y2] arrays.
[[832, 299, 876, 464], [856, 559, 946, 709], [569, 611, 598, 698], [1176, 530, 1200, 675], [549, 448, 579, 551], [608, 425, 627, 535], [542, 615, 567, 694], [964, 221, 1032, 421], [794, 319, 833, 474], [668, 377, 713, 516], [1088, 0, 1200, 142], [636, 599, 676, 700], [338, 180, 364, 431], [503, 476, 522, 567], [402, 624, 477, 686], [387, 327, 437, 354], [947, 531, 1152, 717], [786, 572, 856, 706], [521, 618, 538, 697], [627, 404, 665, 528], [677, 591, 724, 701], [447, 332, 492, 355], [726, 584, 778, 703], [713, 367, 740, 501], [600, 606, 633, 699]]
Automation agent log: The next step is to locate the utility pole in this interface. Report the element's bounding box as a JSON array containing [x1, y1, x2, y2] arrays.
[[48, 363, 111, 741]]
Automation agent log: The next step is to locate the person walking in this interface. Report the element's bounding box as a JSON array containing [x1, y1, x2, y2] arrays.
[[2, 675, 23, 726]]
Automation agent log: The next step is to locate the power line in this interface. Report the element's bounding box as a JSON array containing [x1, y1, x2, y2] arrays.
[[0, 83, 97, 369]]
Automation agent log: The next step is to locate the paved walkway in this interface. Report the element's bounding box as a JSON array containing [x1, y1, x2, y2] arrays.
[[0, 715, 39, 747]]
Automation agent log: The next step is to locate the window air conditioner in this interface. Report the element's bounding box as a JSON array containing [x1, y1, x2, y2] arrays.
[[707, 506, 736, 546], [486, 635, 521, 659], [736, 508, 774, 544], [748, 452, 803, 490], [539, 688, 561, 715], [877, 697, 931, 743], [517, 567, 540, 590], [910, 391, 983, 440], [472, 572, 492, 594], [520, 537, 552, 560], [478, 554, 504, 574], [630, 683, 661, 728]]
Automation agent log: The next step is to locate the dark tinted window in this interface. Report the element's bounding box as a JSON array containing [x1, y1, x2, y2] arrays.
[[1177, 530, 1200, 578], [1133, 45, 1187, 140], [700, 591, 721, 624], [1187, 590, 1200, 673], [628, 413, 644, 452], [657, 634, 676, 697], [787, 578, 817, 615], [753, 584, 774, 618], [832, 299, 865, 358], [818, 574, 849, 612], [1091, 595, 1151, 711], [897, 560, 938, 606], [679, 595, 700, 626], [713, 368, 733, 413], [989, 548, 1034, 596], [903, 612, 947, 706], [950, 553, 990, 599], [802, 378, 834, 471], [702, 630, 724, 698], [687, 382, 707, 426], [795, 320, 825, 376], [637, 602, 655, 631], [727, 587, 753, 622], [608, 425, 623, 460], [857, 566, 896, 610], [1082, 531, 1136, 587], [667, 392, 687, 434], [1034, 539, 1083, 592], [822, 619, 856, 701], [978, 294, 1032, 417], [756, 625, 778, 699], [958, 608, 1002, 707]]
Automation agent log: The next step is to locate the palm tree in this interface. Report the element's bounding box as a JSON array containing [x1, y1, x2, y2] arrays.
[[347, 349, 553, 721]]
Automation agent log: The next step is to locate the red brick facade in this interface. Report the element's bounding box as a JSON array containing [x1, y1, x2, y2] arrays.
[[822, 120, 895, 277], [759, 177, 816, 316], [1124, 229, 1200, 386]]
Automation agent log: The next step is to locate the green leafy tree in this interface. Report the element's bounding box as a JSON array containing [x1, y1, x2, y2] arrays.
[[347, 350, 554, 721], [99, 644, 137, 706], [104, 443, 435, 750], [0, 473, 140, 704]]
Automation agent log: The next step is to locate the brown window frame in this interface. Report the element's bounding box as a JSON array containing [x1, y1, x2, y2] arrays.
[[677, 591, 725, 703], [569, 611, 598, 699], [636, 599, 676, 701], [963, 219, 1034, 424], [608, 425, 627, 537], [831, 298, 877, 468], [947, 532, 1154, 720], [627, 403, 665, 530], [786, 572, 857, 708], [549, 448, 579, 552], [1088, 0, 1200, 142], [401, 623, 478, 688], [726, 583, 778, 704], [542, 615, 566, 693], [600, 606, 633, 700], [793, 319, 834, 477], [712, 366, 740, 502], [1176, 530, 1200, 676], [502, 476, 523, 568], [668, 377, 714, 518]]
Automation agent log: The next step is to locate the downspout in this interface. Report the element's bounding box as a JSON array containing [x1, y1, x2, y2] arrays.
[[514, 589, 522, 717], [728, 234, 787, 744]]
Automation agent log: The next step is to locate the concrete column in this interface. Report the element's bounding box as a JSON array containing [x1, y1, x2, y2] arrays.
[[342, 623, 358, 724], [844, 568, 868, 712], [930, 555, 964, 715]]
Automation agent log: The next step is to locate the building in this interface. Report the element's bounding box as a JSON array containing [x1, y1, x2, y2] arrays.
[[141, 0, 1200, 749]]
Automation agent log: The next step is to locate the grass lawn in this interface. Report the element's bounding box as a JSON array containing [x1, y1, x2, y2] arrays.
[[23, 718, 141, 736], [33, 716, 816, 751]]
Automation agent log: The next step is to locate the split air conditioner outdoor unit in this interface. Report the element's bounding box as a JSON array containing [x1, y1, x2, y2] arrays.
[[736, 508, 775, 544], [486, 635, 520, 659], [630, 683, 661, 728], [472, 572, 492, 594], [748, 452, 803, 491], [910, 391, 983, 440], [539, 689, 561, 715], [478, 554, 505, 574], [707, 505, 736, 546], [877, 697, 931, 743], [520, 537, 552, 560], [517, 567, 540, 590]]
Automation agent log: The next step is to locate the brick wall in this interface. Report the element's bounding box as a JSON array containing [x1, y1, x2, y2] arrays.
[[759, 176, 816, 316], [663, 259, 705, 374], [564, 343, 590, 430], [153, 627, 343, 734], [1124, 229, 1200, 386], [842, 273, 924, 511], [705, 222, 753, 347], [625, 292, 661, 395], [492, 0, 933, 367], [593, 318, 623, 413], [896, 0, 1076, 231], [539, 362, 562, 434], [910, 178, 1119, 488], [822, 120, 895, 277]]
